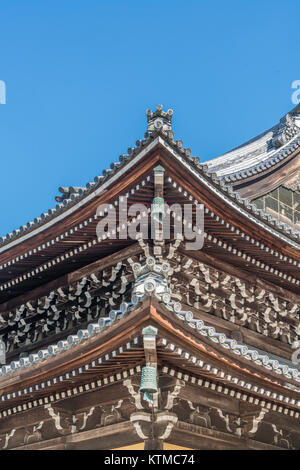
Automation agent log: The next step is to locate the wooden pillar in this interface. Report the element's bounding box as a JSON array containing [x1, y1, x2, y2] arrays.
[[144, 438, 164, 450]]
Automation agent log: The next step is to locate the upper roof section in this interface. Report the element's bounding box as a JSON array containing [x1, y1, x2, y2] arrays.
[[2, 104, 300, 305], [1, 104, 300, 253], [205, 103, 300, 185], [1, 103, 300, 239]]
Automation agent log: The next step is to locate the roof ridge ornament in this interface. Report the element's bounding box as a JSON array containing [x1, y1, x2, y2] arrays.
[[271, 112, 300, 148], [145, 104, 174, 138]]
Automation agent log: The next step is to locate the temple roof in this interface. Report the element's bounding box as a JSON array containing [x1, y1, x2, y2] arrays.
[[1, 106, 300, 451], [1, 293, 299, 384], [0, 295, 299, 424], [205, 103, 300, 183], [1, 105, 300, 309], [1, 105, 300, 253]]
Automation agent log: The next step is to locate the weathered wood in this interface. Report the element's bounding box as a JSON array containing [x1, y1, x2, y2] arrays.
[[234, 149, 300, 199], [169, 421, 281, 450]]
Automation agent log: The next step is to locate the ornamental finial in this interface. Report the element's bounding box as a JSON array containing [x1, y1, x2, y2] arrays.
[[145, 104, 174, 138]]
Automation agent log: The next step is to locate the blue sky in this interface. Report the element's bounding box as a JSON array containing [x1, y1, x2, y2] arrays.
[[0, 0, 300, 236]]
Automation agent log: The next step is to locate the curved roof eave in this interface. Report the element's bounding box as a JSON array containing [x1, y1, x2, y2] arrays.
[[205, 103, 300, 180]]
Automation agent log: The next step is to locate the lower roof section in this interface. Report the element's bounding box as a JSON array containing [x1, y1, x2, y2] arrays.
[[0, 298, 299, 420]]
